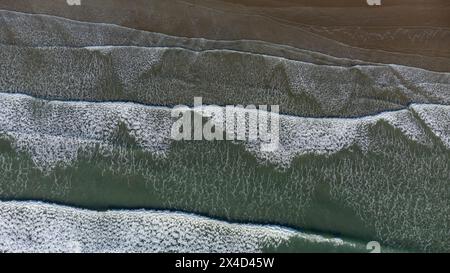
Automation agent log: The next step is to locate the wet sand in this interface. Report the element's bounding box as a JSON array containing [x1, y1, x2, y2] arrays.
[[0, 0, 449, 71]]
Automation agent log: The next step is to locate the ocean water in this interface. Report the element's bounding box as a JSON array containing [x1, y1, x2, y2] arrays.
[[0, 94, 450, 251], [0, 201, 378, 253], [0, 8, 449, 253]]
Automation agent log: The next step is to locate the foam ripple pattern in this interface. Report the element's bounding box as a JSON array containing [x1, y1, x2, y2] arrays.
[[0, 200, 356, 253], [0, 93, 445, 170]]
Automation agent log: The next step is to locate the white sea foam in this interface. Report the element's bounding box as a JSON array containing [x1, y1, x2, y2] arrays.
[[0, 92, 443, 170], [0, 200, 353, 253], [0, 93, 173, 171], [411, 104, 450, 148], [1, 43, 449, 119]]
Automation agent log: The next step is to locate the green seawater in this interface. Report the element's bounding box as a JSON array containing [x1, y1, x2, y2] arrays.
[[0, 121, 449, 252]]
